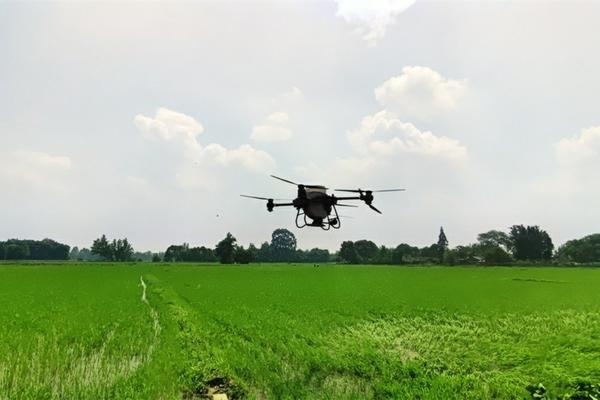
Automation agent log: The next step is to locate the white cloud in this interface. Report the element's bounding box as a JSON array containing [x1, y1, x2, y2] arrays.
[[554, 126, 600, 166], [375, 66, 467, 119], [348, 110, 467, 162], [251, 112, 293, 143], [134, 107, 203, 153], [335, 0, 416, 46], [135, 108, 275, 179], [0, 150, 72, 189]]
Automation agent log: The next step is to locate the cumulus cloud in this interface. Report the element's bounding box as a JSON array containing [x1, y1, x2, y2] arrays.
[[134, 107, 203, 153], [294, 66, 468, 187], [334, 0, 416, 46], [0, 150, 72, 189], [375, 66, 467, 119], [348, 110, 467, 162], [251, 112, 293, 143], [135, 108, 275, 177], [554, 126, 600, 166]]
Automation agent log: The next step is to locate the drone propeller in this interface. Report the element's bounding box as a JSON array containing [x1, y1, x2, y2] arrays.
[[334, 187, 405, 214], [334, 189, 362, 193], [270, 175, 297, 185], [335, 203, 358, 207], [271, 175, 327, 190], [241, 195, 271, 200], [368, 204, 382, 214], [240, 195, 290, 201]]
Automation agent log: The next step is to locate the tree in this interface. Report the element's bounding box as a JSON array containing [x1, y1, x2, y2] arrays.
[[375, 246, 392, 264], [0, 238, 69, 260], [77, 248, 101, 261], [185, 246, 217, 262], [234, 246, 255, 264], [509, 225, 554, 261], [152, 253, 162, 262], [215, 232, 237, 264], [354, 240, 378, 263], [5, 243, 30, 260], [91, 234, 113, 261], [391, 243, 420, 264], [270, 229, 297, 262], [339, 241, 359, 264], [90, 235, 134, 262], [113, 238, 134, 261], [70, 246, 80, 260], [256, 242, 272, 262], [306, 248, 330, 263], [556, 233, 600, 263], [247, 244, 259, 262], [420, 244, 439, 262], [477, 230, 511, 250], [437, 227, 448, 263], [481, 245, 512, 264]]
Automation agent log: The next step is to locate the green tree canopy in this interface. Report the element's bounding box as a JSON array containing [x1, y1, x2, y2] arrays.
[[113, 238, 134, 262], [437, 227, 448, 263], [339, 241, 359, 264], [270, 229, 297, 262], [354, 240, 378, 263], [91, 234, 113, 261], [5, 243, 30, 260], [556, 233, 600, 263], [215, 232, 237, 264], [477, 230, 511, 250], [234, 246, 255, 264], [509, 225, 554, 261]]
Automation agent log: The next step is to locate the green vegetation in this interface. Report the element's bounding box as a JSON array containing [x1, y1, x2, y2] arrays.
[[0, 239, 69, 261], [1, 263, 599, 399]]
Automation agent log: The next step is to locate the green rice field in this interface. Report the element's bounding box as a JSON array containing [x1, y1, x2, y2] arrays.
[[0, 263, 599, 399]]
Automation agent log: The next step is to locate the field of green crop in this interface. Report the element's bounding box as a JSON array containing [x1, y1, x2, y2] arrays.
[[1, 263, 599, 399]]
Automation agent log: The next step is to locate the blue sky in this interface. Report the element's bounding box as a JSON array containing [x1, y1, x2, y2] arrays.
[[1, 1, 599, 251]]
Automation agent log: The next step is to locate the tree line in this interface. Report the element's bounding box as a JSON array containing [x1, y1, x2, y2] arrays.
[[0, 239, 70, 260], [163, 229, 330, 264], [338, 225, 555, 265], [3, 225, 600, 265]]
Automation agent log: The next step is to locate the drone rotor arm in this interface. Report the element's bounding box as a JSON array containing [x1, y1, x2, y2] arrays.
[[272, 202, 295, 208]]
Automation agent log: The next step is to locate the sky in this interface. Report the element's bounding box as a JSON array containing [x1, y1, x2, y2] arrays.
[[1, 1, 600, 252]]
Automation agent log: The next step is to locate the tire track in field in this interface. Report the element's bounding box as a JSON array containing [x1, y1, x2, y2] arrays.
[[1, 276, 164, 398], [140, 275, 161, 348]]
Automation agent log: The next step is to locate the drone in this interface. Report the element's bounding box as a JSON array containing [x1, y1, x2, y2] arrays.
[[241, 175, 405, 230]]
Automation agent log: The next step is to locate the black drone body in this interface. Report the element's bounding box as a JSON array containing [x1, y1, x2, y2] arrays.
[[241, 175, 405, 230]]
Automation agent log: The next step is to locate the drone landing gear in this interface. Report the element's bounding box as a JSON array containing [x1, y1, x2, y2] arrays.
[[295, 207, 341, 230]]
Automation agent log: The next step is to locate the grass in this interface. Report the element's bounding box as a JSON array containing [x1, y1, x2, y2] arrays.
[[0, 263, 599, 399]]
